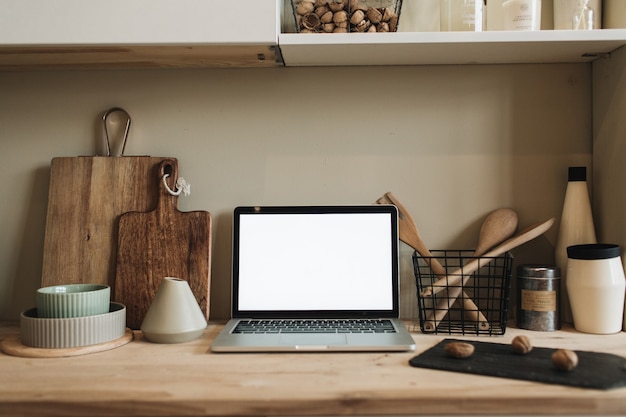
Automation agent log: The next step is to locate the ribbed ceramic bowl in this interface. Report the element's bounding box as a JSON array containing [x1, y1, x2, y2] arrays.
[[20, 302, 126, 349], [36, 284, 110, 318]]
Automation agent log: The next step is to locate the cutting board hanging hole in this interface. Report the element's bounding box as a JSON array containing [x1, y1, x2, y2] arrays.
[[160, 161, 191, 197], [163, 163, 174, 178]]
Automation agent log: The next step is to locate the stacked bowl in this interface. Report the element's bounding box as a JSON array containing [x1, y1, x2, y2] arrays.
[[21, 284, 126, 349]]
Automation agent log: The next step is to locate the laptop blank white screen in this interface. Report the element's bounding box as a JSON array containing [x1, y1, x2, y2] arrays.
[[235, 210, 395, 313]]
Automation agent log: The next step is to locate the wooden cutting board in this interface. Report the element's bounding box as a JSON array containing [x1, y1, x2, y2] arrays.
[[114, 158, 212, 330], [41, 156, 171, 289]]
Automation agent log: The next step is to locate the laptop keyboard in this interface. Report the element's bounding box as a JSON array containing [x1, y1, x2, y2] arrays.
[[232, 319, 397, 334]]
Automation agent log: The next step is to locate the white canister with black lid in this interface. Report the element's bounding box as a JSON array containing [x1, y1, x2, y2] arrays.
[[566, 244, 626, 334]]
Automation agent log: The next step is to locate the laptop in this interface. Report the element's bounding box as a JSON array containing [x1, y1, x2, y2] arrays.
[[210, 205, 416, 352]]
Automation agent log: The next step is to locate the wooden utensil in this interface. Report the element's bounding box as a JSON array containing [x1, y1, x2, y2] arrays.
[[41, 108, 171, 289], [114, 159, 212, 329], [472, 208, 518, 257], [422, 218, 555, 331], [376, 192, 489, 329], [422, 207, 518, 332]]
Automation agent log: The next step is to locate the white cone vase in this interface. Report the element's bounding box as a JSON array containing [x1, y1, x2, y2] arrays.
[[140, 277, 207, 343]]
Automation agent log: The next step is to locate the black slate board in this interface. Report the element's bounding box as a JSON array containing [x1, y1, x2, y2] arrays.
[[409, 338, 626, 390]]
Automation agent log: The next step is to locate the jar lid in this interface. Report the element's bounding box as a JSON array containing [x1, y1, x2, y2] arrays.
[[516, 264, 560, 278], [568, 166, 587, 182], [566, 244, 621, 260]]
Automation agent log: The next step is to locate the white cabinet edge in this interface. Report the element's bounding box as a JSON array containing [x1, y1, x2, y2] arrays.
[[279, 29, 626, 47], [278, 30, 626, 66], [0, 0, 280, 46]]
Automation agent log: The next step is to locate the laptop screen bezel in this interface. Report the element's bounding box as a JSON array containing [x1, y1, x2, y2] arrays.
[[231, 205, 400, 319]]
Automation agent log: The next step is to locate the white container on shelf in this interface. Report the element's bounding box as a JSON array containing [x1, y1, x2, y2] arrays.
[[401, 0, 440, 32], [554, 0, 601, 30], [566, 244, 626, 335], [440, 0, 484, 31], [502, 0, 542, 30]]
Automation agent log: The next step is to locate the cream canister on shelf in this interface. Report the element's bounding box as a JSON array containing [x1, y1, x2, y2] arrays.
[[566, 244, 626, 335], [604, 0, 626, 28]]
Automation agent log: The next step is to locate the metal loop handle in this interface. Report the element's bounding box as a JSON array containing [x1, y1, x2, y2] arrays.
[[102, 107, 131, 156]]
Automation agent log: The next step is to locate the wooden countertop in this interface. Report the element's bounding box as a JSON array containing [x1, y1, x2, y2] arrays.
[[1, 321, 625, 417]]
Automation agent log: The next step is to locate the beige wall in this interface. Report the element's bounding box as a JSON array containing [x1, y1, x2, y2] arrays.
[[594, 45, 626, 265], [0, 63, 592, 320]]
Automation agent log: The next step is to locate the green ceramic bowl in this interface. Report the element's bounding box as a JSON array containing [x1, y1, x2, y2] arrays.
[[21, 302, 126, 348], [36, 284, 110, 318]]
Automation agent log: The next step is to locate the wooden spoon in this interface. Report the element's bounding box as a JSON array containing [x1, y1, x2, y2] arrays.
[[421, 208, 517, 332], [422, 217, 555, 297], [473, 208, 518, 257], [376, 192, 489, 330], [422, 217, 555, 332]]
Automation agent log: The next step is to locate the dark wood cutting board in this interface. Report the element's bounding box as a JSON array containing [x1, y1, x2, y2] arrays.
[[114, 158, 212, 329], [41, 156, 171, 289], [409, 338, 626, 390]]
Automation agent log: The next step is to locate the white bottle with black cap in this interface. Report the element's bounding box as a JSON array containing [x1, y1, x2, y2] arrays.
[[554, 166, 597, 324]]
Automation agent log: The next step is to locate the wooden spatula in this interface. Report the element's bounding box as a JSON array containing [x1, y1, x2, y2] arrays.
[[375, 192, 489, 330], [115, 159, 212, 329]]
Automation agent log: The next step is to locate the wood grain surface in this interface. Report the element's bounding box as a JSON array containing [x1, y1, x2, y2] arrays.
[[0, 329, 133, 358], [115, 158, 212, 329], [0, 323, 625, 417], [0, 45, 282, 70], [41, 156, 171, 289]]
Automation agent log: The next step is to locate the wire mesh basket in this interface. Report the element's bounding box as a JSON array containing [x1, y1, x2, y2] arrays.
[[291, 0, 403, 33], [413, 250, 513, 336]]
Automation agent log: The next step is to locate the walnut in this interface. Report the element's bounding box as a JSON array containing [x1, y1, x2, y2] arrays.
[[382, 6, 396, 22], [376, 22, 390, 32], [444, 342, 475, 359], [350, 9, 365, 25], [353, 19, 369, 32], [333, 10, 348, 23], [366, 7, 383, 24], [302, 13, 322, 30], [511, 335, 533, 355], [552, 349, 578, 372], [320, 10, 334, 23], [328, 0, 344, 12], [296, 1, 315, 16], [315, 5, 330, 17], [322, 23, 335, 32]]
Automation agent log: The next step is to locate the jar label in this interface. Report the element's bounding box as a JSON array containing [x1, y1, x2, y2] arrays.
[[521, 289, 557, 312]]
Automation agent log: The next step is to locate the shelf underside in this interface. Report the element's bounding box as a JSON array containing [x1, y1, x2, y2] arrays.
[[0, 45, 283, 70]]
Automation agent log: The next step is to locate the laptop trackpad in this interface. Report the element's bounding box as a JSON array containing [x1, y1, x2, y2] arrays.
[[279, 334, 347, 346]]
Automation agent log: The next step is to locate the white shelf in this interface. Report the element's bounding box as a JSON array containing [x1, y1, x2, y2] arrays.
[[279, 30, 626, 66], [1, 0, 626, 69], [0, 0, 283, 69]]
